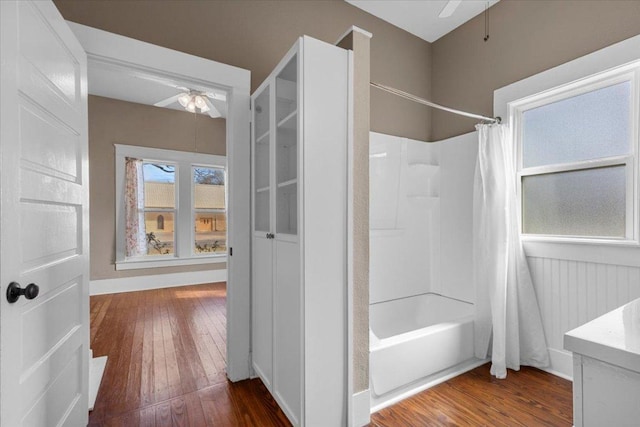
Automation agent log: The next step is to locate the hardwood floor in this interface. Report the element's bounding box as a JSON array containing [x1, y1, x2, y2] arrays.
[[88, 283, 290, 426], [90, 283, 572, 426], [370, 364, 573, 427]]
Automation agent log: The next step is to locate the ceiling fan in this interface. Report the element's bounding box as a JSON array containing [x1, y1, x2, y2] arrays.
[[439, 0, 462, 18], [154, 89, 226, 118]]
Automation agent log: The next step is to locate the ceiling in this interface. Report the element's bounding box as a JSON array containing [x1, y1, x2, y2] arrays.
[[88, 61, 228, 118], [88, 1, 498, 112], [346, 0, 500, 43]]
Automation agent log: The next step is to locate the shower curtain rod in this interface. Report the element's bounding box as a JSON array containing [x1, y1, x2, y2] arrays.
[[370, 82, 501, 124]]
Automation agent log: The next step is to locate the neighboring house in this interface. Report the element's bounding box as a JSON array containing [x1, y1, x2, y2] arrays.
[[144, 181, 227, 255]]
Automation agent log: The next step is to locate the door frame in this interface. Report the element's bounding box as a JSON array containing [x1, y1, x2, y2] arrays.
[[68, 22, 253, 381]]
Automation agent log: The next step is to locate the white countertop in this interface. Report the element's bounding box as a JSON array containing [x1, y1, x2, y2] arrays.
[[564, 297, 640, 373]]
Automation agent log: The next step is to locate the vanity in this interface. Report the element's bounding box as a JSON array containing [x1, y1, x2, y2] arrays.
[[564, 298, 640, 427]]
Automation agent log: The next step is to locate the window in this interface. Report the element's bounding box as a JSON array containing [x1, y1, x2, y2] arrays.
[[143, 162, 176, 255], [514, 69, 639, 242], [193, 166, 227, 254], [115, 145, 227, 269]]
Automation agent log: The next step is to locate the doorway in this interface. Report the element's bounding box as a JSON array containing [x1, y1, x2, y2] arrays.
[[69, 21, 252, 392]]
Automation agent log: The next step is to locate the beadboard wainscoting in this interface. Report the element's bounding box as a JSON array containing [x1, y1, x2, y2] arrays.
[[527, 256, 640, 379]]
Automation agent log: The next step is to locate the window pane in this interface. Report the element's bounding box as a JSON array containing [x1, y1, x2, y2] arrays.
[[195, 213, 226, 254], [522, 81, 631, 168], [522, 166, 626, 238], [143, 163, 175, 208], [144, 212, 174, 255], [194, 167, 225, 209]]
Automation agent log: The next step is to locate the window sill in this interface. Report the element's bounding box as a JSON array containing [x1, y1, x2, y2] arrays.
[[115, 254, 227, 271], [522, 238, 640, 268]]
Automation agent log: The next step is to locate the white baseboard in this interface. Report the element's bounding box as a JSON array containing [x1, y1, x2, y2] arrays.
[[90, 269, 227, 295], [352, 389, 371, 427], [89, 355, 107, 411], [540, 348, 574, 381]]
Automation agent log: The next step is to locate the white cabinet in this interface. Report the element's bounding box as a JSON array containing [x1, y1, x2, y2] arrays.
[[565, 298, 640, 427], [251, 36, 351, 426]]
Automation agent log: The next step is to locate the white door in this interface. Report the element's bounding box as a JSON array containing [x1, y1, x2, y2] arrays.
[[0, 1, 89, 426]]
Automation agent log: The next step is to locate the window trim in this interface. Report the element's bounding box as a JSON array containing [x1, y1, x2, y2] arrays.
[[493, 34, 640, 265], [513, 71, 638, 242], [115, 144, 227, 270]]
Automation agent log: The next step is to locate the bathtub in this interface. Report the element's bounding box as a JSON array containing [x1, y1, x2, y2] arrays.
[[370, 293, 485, 411]]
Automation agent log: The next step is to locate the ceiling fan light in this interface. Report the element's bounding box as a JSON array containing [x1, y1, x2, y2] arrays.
[[186, 100, 196, 113], [199, 103, 210, 113], [178, 93, 191, 107], [194, 95, 207, 109]]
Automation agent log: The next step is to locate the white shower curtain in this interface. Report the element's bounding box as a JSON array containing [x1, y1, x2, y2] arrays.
[[473, 124, 549, 379]]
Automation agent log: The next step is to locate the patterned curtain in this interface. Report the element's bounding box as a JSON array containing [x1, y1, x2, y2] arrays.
[[125, 157, 147, 257]]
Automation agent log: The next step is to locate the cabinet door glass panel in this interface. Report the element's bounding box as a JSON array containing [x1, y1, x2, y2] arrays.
[[276, 55, 298, 235], [254, 86, 270, 232]]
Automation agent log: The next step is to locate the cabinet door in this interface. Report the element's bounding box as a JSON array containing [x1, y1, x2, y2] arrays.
[[275, 53, 299, 239], [251, 83, 274, 388]]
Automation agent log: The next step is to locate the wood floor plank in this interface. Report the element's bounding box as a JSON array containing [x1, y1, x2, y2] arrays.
[[90, 294, 112, 348], [140, 287, 156, 408], [169, 396, 190, 427], [183, 391, 207, 426], [154, 400, 173, 427], [152, 289, 171, 403], [124, 290, 145, 412], [159, 288, 184, 399], [167, 290, 205, 393], [180, 286, 226, 385], [198, 383, 238, 426], [139, 406, 156, 427]]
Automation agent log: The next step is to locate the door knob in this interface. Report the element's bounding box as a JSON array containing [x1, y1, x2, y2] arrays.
[[6, 282, 39, 303]]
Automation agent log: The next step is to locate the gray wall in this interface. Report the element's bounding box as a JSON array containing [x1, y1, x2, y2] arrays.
[[88, 95, 226, 280], [55, 0, 432, 142], [431, 0, 640, 141]]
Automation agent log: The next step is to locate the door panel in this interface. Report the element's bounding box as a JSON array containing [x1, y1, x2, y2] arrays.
[[273, 240, 301, 425], [251, 236, 273, 389], [1, 1, 89, 426]]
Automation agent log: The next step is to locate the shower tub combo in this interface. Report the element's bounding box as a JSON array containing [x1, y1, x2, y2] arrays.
[[370, 293, 484, 411], [369, 132, 483, 411]]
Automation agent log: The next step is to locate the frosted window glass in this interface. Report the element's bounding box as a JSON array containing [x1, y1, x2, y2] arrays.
[[522, 166, 626, 237], [522, 81, 631, 168]]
